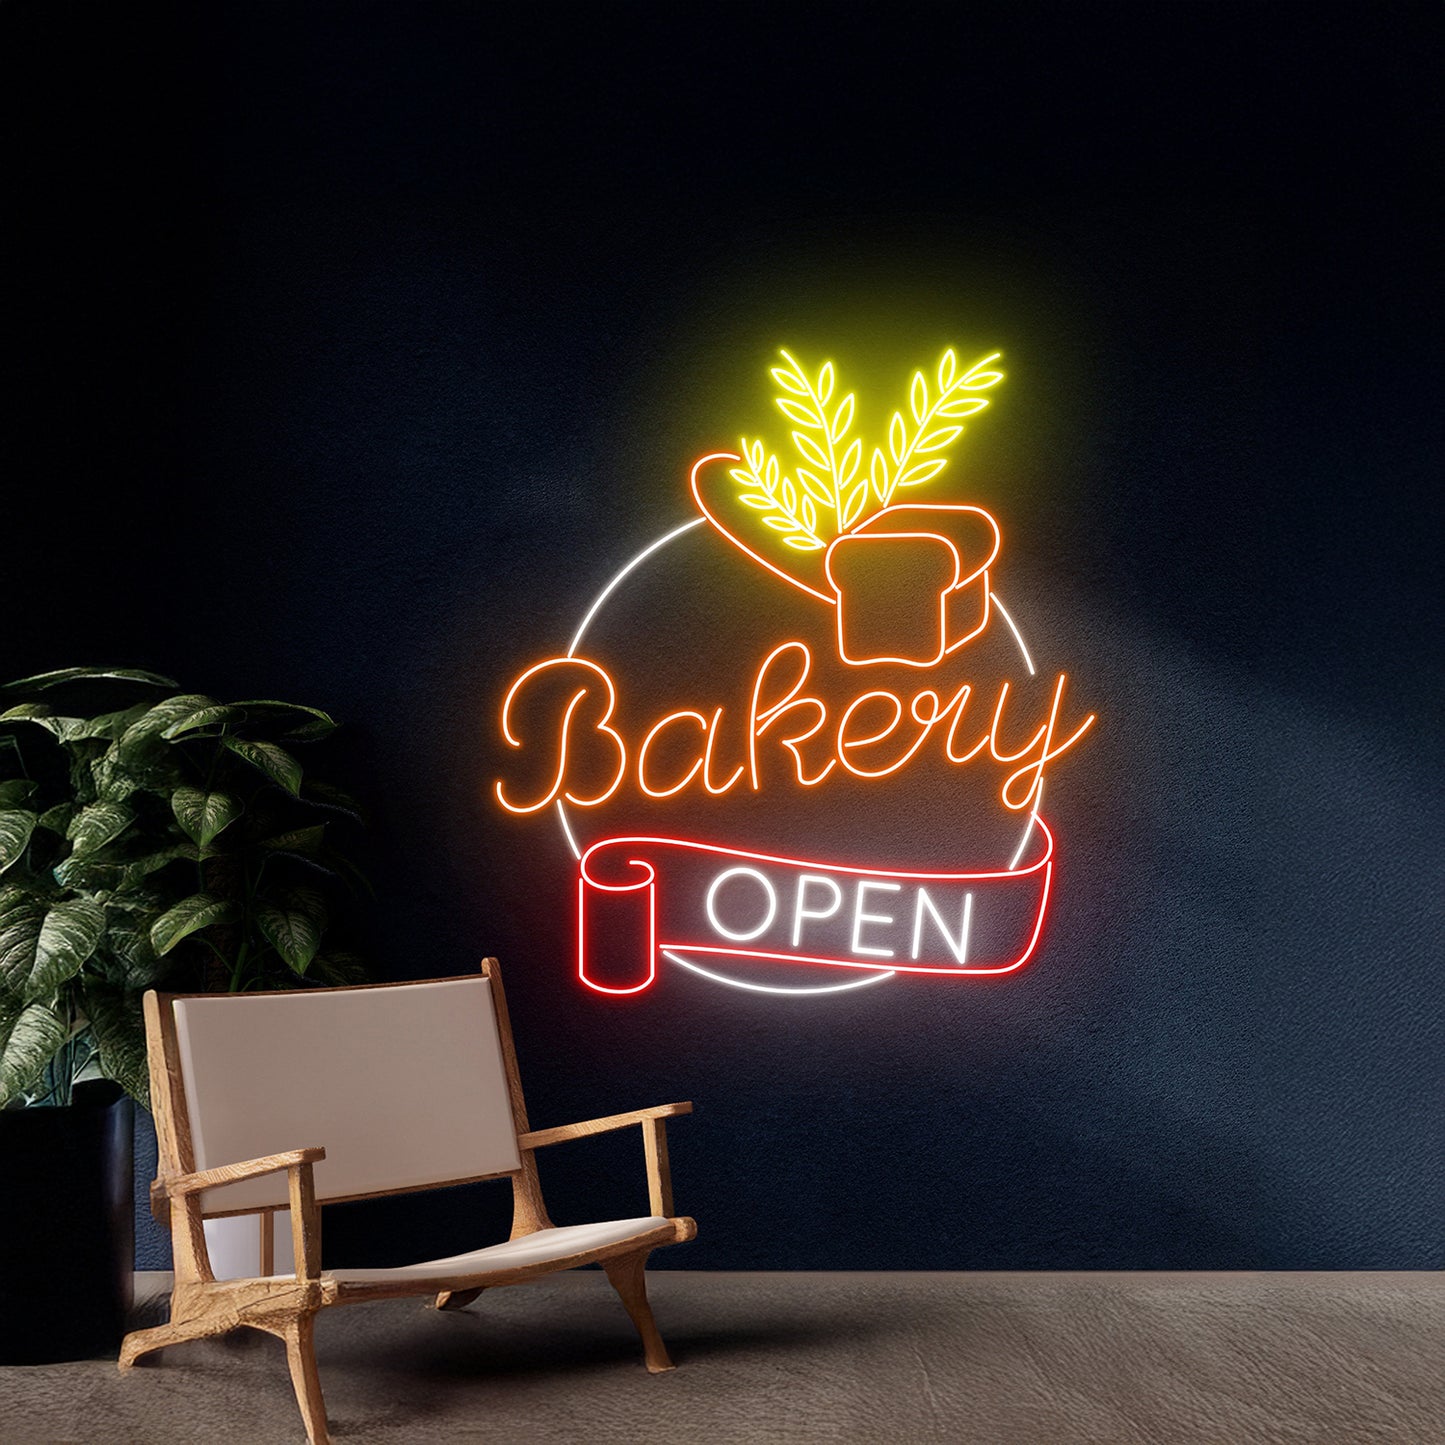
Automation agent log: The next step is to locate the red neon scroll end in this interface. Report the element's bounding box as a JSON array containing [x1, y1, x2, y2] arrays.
[[577, 854, 657, 995]]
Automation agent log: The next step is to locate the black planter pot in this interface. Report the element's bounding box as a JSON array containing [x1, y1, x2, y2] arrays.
[[0, 1080, 135, 1363]]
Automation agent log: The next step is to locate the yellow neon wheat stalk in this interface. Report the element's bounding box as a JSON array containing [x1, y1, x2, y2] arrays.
[[729, 346, 1004, 556], [869, 349, 1004, 509]]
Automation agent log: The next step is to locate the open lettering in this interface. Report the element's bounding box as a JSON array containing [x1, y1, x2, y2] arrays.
[[703, 863, 975, 965]]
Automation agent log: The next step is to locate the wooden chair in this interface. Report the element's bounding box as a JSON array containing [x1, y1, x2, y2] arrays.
[[120, 958, 696, 1444]]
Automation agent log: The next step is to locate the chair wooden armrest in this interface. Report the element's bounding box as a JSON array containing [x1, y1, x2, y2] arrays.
[[518, 1104, 692, 1217], [517, 1102, 691, 1150], [152, 1147, 327, 1281], [158, 1146, 328, 1199]]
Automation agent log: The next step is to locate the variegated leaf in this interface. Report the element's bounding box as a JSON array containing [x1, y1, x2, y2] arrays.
[[150, 893, 237, 957], [0, 895, 105, 999], [0, 1000, 67, 1105], [0, 810, 36, 875], [222, 737, 302, 796], [257, 887, 328, 974], [66, 801, 134, 857], [171, 787, 240, 851]]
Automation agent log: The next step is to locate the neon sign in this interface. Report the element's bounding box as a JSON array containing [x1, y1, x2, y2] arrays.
[[494, 347, 1096, 997]]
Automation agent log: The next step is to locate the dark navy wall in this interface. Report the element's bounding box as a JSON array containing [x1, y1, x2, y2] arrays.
[[5, 2, 1441, 1270]]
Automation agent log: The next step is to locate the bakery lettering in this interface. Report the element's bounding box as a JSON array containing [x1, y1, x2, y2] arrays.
[[496, 647, 1092, 813], [494, 345, 1097, 996]]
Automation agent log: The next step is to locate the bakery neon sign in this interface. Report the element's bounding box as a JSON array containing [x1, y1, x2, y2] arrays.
[[494, 347, 1096, 997]]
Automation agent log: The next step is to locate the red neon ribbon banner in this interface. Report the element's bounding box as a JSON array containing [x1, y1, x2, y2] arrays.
[[577, 823, 1054, 994]]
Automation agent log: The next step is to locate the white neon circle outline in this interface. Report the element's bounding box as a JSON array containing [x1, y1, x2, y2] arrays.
[[554, 507, 1040, 996], [664, 949, 896, 996]]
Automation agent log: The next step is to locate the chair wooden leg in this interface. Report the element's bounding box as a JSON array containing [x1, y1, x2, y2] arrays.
[[435, 1287, 484, 1310], [602, 1249, 675, 1373], [118, 1315, 232, 1369], [280, 1314, 331, 1445]]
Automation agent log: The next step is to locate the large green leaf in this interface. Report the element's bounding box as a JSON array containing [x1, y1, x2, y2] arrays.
[[0, 893, 105, 999], [69, 701, 159, 741], [0, 704, 89, 741], [150, 893, 237, 957], [53, 841, 194, 892], [104, 883, 169, 918], [116, 695, 220, 758], [88, 752, 139, 803], [160, 703, 245, 739], [0, 708, 66, 739], [0, 779, 38, 808], [222, 737, 302, 796], [80, 979, 150, 1105], [0, 809, 37, 874], [96, 734, 184, 798], [66, 800, 135, 857], [233, 699, 337, 740], [257, 887, 327, 974], [39, 900, 105, 981], [0, 889, 43, 992], [1, 667, 176, 693], [123, 842, 198, 887], [37, 802, 74, 834], [170, 787, 240, 850], [0, 1000, 68, 1105], [51, 857, 123, 891]]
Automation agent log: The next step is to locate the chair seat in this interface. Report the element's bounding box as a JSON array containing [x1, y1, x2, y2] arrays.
[[324, 1216, 672, 1285]]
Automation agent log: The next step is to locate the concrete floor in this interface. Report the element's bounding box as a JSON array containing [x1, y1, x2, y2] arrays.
[[0, 1271, 1440, 1443]]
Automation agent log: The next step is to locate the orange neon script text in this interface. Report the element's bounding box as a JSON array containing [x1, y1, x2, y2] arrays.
[[494, 643, 1095, 816]]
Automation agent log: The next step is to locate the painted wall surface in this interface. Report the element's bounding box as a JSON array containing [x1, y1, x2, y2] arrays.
[[5, 3, 1441, 1270]]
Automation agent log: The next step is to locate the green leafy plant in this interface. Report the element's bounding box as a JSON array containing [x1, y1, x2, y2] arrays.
[[0, 667, 370, 1108]]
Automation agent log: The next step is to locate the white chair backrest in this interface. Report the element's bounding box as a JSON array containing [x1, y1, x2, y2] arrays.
[[171, 976, 522, 1214]]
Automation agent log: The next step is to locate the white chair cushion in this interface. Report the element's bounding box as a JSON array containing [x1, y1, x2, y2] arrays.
[[325, 1217, 670, 1284]]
